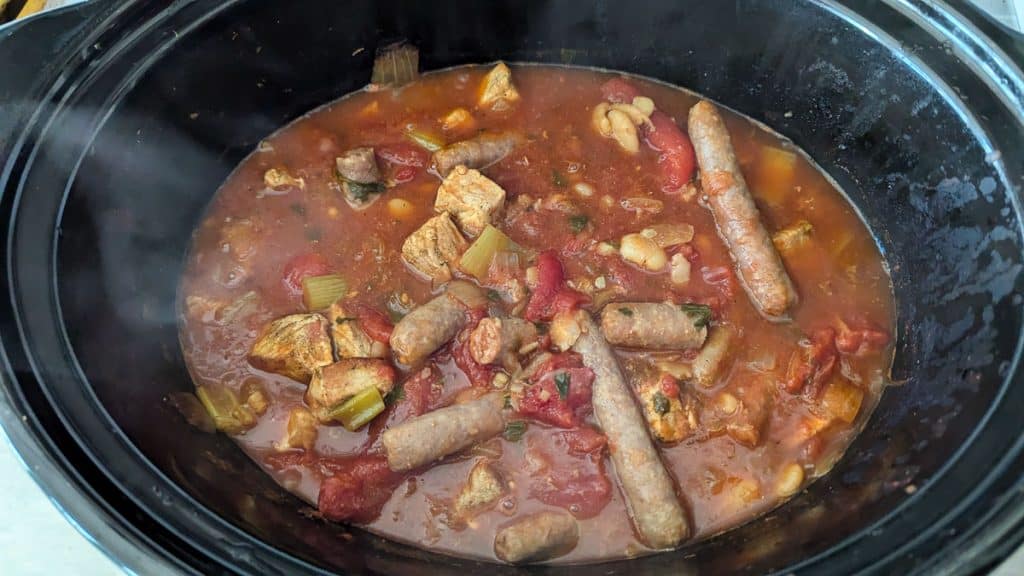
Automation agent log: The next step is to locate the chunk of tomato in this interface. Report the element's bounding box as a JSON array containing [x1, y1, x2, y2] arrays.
[[784, 328, 838, 395], [518, 359, 595, 428], [376, 143, 428, 185], [644, 111, 697, 192], [600, 78, 642, 104], [525, 251, 588, 322], [282, 253, 331, 296], [317, 455, 404, 523]]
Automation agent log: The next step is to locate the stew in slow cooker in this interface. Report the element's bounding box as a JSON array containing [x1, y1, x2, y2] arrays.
[[178, 60, 895, 564]]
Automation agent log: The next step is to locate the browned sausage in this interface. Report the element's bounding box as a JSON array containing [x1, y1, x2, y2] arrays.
[[382, 392, 505, 472], [687, 100, 798, 319], [432, 131, 523, 176], [389, 282, 484, 365], [493, 511, 579, 563], [600, 302, 708, 350], [557, 309, 689, 548], [469, 316, 538, 371]]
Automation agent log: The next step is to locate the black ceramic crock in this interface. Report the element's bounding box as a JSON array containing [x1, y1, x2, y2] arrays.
[[2, 1, 1023, 574]]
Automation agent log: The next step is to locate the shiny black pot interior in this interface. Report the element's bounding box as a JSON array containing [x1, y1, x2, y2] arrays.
[[2, 1, 1023, 574]]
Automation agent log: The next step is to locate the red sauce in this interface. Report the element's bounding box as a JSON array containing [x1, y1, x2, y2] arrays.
[[178, 64, 895, 563]]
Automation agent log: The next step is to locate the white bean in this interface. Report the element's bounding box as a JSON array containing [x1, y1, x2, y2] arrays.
[[607, 109, 640, 154], [620, 233, 667, 271]]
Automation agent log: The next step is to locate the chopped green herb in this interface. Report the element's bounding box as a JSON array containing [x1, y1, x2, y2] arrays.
[[618, 307, 634, 317], [652, 391, 671, 415], [568, 214, 589, 234], [343, 179, 386, 203], [503, 420, 527, 442], [534, 322, 550, 335], [305, 227, 322, 242], [384, 383, 405, 406], [487, 289, 502, 302], [680, 303, 713, 328], [289, 203, 306, 216], [552, 169, 567, 188], [554, 372, 571, 400], [503, 393, 513, 410], [334, 316, 356, 325]]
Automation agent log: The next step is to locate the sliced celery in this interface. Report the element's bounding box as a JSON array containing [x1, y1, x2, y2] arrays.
[[328, 386, 386, 431], [302, 274, 347, 311], [459, 225, 516, 280]]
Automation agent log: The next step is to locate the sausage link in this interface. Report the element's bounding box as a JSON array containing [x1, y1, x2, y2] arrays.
[[390, 292, 467, 365], [600, 302, 707, 350], [493, 511, 579, 563], [382, 392, 505, 472], [687, 100, 798, 319], [432, 132, 523, 176], [561, 310, 689, 548]]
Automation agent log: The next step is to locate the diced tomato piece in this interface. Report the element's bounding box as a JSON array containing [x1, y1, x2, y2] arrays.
[[525, 251, 589, 322], [518, 358, 595, 428], [600, 78, 642, 104], [282, 253, 331, 296], [644, 111, 697, 192], [784, 328, 838, 395], [317, 455, 405, 523], [559, 427, 607, 456], [835, 321, 890, 357], [375, 143, 428, 184], [529, 352, 586, 377], [659, 374, 681, 399], [527, 431, 612, 518], [375, 143, 427, 167], [453, 308, 496, 387]]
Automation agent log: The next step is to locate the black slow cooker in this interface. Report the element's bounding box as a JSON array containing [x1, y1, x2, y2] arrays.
[[2, 1, 1023, 574]]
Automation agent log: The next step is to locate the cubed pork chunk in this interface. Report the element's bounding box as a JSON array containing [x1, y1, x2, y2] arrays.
[[478, 62, 520, 111], [401, 213, 468, 283], [328, 301, 388, 359], [248, 314, 334, 383], [434, 166, 507, 237], [306, 358, 396, 422], [708, 375, 774, 447], [454, 459, 506, 519]]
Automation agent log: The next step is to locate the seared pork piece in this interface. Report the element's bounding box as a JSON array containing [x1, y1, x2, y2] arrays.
[[692, 327, 734, 388], [278, 407, 318, 451], [306, 359, 396, 422], [600, 302, 708, 350], [434, 165, 507, 237], [493, 511, 579, 563], [469, 317, 538, 372], [555, 309, 689, 548], [688, 101, 798, 319], [454, 460, 506, 519], [401, 213, 468, 283], [390, 283, 483, 365], [432, 131, 523, 176], [248, 314, 334, 383], [635, 373, 700, 444], [335, 147, 385, 208], [477, 62, 520, 111], [327, 301, 387, 359], [382, 392, 505, 472]]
